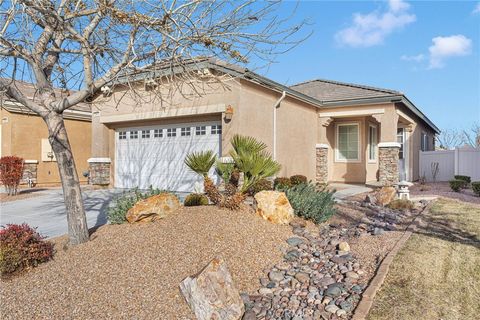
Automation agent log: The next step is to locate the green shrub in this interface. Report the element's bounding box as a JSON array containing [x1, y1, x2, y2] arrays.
[[274, 177, 292, 190], [283, 182, 336, 224], [107, 186, 165, 224], [449, 179, 466, 192], [247, 178, 272, 196], [472, 182, 480, 197], [0, 224, 54, 276], [387, 199, 414, 211], [454, 175, 471, 184], [184, 193, 209, 206], [290, 175, 307, 186]]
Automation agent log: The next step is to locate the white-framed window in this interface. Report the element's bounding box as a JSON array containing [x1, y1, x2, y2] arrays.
[[421, 132, 428, 151], [167, 128, 176, 137], [154, 129, 163, 138], [181, 127, 191, 136], [195, 126, 206, 135], [211, 125, 222, 135], [336, 123, 360, 162], [119, 131, 127, 140], [130, 130, 138, 139], [141, 130, 150, 139], [368, 124, 378, 162], [397, 128, 405, 159]]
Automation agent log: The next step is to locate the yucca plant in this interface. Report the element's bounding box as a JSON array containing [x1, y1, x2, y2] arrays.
[[184, 150, 222, 204]]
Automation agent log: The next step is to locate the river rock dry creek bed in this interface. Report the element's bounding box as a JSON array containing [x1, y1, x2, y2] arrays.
[[243, 198, 428, 320]]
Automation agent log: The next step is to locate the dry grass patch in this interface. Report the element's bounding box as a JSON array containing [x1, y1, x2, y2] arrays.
[[367, 198, 480, 320]]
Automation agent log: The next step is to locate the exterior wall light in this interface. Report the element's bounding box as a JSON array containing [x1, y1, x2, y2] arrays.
[[224, 105, 234, 121]]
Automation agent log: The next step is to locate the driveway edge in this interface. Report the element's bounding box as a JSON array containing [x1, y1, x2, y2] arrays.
[[351, 201, 434, 320]]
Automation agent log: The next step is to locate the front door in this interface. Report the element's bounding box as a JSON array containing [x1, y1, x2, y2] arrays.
[[397, 128, 406, 181]]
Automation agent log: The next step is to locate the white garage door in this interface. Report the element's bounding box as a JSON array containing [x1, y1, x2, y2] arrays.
[[115, 121, 221, 192]]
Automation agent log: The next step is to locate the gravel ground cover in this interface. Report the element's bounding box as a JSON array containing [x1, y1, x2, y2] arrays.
[[1, 193, 426, 320], [0, 205, 292, 320], [410, 182, 480, 205]]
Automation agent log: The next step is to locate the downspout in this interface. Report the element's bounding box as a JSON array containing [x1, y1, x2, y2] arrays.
[[273, 91, 287, 161]]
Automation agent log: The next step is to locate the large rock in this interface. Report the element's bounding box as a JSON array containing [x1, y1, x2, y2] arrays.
[[126, 193, 180, 223], [180, 258, 245, 320], [254, 191, 294, 225], [375, 187, 396, 206]]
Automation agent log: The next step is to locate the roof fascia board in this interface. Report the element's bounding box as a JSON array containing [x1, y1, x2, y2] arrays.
[[399, 97, 440, 134], [2, 100, 92, 121], [321, 95, 400, 107]]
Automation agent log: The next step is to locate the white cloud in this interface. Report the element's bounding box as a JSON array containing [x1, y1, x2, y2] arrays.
[[473, 3, 480, 14], [401, 54, 425, 62], [428, 35, 472, 69], [335, 0, 416, 47]]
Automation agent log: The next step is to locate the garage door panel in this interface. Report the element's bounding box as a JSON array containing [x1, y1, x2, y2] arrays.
[[115, 121, 221, 192]]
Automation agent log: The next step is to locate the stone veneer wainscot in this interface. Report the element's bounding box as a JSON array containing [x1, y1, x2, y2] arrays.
[[378, 143, 400, 186], [87, 158, 111, 185], [315, 144, 329, 184]]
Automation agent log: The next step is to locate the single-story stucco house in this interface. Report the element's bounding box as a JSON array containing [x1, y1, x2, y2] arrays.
[[0, 80, 92, 186], [88, 58, 439, 191]]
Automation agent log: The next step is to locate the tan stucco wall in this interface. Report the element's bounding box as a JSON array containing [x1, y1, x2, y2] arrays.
[[223, 80, 318, 179], [0, 109, 91, 185]]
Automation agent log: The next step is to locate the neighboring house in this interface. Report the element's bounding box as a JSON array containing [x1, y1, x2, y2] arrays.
[[89, 58, 439, 191], [0, 80, 92, 186]]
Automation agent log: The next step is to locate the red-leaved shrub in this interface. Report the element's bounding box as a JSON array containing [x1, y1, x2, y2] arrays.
[[0, 156, 24, 195], [0, 224, 54, 275]]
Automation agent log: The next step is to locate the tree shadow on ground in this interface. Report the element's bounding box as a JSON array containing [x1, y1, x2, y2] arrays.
[[412, 214, 480, 249]]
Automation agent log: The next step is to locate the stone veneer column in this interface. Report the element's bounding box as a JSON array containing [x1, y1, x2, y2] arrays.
[[22, 160, 38, 184], [315, 144, 329, 184], [378, 143, 400, 186], [87, 158, 111, 186]]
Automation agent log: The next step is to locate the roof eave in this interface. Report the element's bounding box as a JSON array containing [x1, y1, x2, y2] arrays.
[[399, 96, 440, 134], [320, 95, 440, 134]]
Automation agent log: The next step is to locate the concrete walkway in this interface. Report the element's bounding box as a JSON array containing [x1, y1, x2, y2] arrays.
[[331, 183, 372, 200], [0, 188, 122, 239]]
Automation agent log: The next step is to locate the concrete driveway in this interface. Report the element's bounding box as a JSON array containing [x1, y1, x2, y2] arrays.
[[0, 188, 122, 239]]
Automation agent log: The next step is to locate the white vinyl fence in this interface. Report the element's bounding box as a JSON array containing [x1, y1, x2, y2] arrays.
[[419, 148, 480, 182]]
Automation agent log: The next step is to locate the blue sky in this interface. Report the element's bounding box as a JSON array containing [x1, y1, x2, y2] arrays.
[[254, 0, 480, 131]]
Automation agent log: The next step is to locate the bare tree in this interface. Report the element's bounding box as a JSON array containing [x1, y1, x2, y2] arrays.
[[0, 0, 308, 245], [436, 128, 462, 150], [462, 122, 480, 149]]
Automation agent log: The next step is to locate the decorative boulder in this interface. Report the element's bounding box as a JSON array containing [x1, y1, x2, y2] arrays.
[[254, 191, 294, 225], [180, 257, 245, 320], [126, 193, 180, 223], [375, 187, 397, 206]]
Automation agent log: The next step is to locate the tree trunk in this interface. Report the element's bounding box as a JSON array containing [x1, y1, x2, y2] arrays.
[[45, 112, 89, 245]]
